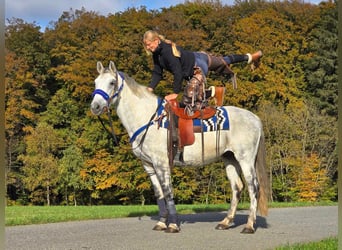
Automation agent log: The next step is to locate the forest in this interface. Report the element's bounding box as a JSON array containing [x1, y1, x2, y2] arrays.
[[5, 0, 338, 206]]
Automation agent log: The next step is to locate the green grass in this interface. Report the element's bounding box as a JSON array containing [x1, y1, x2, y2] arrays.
[[274, 237, 338, 250], [5, 201, 336, 226], [6, 205, 158, 226], [5, 203, 234, 226]]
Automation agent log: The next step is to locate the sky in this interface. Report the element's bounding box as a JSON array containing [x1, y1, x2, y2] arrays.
[[5, 0, 235, 30], [5, 0, 322, 31]]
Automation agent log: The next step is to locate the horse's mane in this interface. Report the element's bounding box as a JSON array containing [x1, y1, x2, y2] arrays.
[[101, 67, 157, 99], [122, 73, 156, 99]]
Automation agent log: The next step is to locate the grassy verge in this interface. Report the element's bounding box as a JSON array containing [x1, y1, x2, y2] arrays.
[[5, 201, 336, 226], [274, 237, 338, 250]]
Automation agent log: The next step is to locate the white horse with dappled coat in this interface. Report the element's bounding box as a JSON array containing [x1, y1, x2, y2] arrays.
[[90, 61, 269, 233]]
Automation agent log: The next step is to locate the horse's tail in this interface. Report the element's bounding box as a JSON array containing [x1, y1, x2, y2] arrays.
[[256, 129, 270, 217]]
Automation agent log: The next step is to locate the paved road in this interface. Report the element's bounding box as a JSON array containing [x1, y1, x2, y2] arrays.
[[6, 206, 337, 250]]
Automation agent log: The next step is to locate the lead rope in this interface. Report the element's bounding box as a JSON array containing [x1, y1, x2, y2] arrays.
[[106, 108, 119, 146]]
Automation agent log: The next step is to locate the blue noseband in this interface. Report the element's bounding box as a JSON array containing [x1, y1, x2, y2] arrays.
[[91, 71, 125, 102], [92, 89, 110, 101]]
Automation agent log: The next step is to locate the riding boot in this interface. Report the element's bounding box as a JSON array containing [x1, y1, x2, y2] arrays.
[[246, 50, 263, 69]]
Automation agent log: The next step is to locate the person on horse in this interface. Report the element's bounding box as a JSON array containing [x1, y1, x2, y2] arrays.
[[143, 29, 263, 104], [143, 30, 263, 164]]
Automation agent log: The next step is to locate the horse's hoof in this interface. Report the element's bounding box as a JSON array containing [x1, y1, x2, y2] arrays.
[[215, 224, 230, 230], [152, 221, 167, 231], [152, 225, 166, 231], [165, 223, 180, 233], [240, 227, 255, 234]]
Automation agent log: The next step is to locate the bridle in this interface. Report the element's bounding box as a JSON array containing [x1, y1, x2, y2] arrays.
[[92, 71, 125, 108], [91, 71, 125, 146]]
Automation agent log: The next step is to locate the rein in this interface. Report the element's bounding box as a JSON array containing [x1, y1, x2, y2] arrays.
[[92, 71, 125, 146], [97, 113, 119, 146]]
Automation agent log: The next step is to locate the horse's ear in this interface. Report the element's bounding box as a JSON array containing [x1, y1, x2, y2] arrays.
[[109, 61, 117, 74], [97, 61, 104, 74]]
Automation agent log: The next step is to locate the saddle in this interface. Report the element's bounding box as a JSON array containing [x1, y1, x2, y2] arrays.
[[166, 82, 225, 146], [167, 99, 216, 147]]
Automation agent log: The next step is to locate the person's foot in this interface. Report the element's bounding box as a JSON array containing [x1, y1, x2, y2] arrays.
[[247, 50, 263, 70]]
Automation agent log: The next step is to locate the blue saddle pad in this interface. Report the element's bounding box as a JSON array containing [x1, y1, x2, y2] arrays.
[[192, 107, 229, 132]]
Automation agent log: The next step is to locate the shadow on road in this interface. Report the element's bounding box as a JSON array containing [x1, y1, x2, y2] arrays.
[[148, 211, 268, 231]]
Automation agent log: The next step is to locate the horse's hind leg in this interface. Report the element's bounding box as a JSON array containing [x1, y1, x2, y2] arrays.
[[216, 155, 244, 230], [239, 159, 259, 234]]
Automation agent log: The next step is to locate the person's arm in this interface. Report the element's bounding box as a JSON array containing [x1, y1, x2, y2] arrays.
[[148, 54, 163, 90], [167, 53, 183, 94], [165, 93, 178, 101]]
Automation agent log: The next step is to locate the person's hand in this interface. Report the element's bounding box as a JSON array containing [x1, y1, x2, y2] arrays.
[[165, 93, 178, 101], [147, 87, 154, 92]]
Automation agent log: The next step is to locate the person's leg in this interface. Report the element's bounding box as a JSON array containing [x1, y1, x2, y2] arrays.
[[223, 51, 262, 65], [223, 54, 248, 64], [194, 52, 209, 75]]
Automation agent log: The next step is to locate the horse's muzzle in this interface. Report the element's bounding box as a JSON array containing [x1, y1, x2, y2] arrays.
[[90, 101, 107, 115]]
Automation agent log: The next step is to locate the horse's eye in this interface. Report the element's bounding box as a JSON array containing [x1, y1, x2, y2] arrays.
[[110, 80, 115, 86]]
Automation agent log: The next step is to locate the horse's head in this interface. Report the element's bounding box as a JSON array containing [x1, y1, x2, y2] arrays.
[[90, 61, 123, 115]]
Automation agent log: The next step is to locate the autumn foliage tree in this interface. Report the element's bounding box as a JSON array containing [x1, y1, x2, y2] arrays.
[[5, 0, 337, 205], [19, 122, 64, 205]]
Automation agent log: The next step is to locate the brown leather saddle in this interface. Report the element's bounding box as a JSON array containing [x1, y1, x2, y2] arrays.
[[166, 85, 225, 147], [165, 86, 226, 166], [167, 99, 216, 147]]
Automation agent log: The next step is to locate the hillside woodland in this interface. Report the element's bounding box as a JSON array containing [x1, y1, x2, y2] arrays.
[[5, 0, 337, 205]]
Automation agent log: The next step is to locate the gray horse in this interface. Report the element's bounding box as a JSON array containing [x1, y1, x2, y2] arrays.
[[90, 61, 269, 233]]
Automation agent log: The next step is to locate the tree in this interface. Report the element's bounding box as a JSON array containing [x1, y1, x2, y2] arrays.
[[293, 153, 329, 201], [257, 99, 337, 202], [20, 122, 63, 205], [303, 1, 338, 116], [5, 1, 338, 205], [59, 145, 86, 206], [5, 19, 52, 203]]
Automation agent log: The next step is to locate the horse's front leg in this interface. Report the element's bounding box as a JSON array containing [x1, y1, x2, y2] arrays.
[[143, 162, 180, 233], [150, 175, 168, 231], [153, 197, 179, 233], [157, 163, 180, 233]]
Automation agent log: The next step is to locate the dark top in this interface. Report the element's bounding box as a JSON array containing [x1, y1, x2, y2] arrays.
[[149, 41, 195, 94]]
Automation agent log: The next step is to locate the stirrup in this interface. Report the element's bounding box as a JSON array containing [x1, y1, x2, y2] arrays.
[[174, 150, 185, 166]]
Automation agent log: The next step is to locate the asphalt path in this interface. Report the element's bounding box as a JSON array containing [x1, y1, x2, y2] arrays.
[[6, 206, 337, 250]]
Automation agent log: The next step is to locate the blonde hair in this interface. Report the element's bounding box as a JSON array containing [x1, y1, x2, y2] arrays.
[[143, 30, 181, 57]]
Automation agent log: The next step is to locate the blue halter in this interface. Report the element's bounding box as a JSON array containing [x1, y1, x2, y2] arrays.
[[91, 71, 125, 102]]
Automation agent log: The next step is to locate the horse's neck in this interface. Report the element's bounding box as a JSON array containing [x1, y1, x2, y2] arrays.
[[115, 83, 159, 137]]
